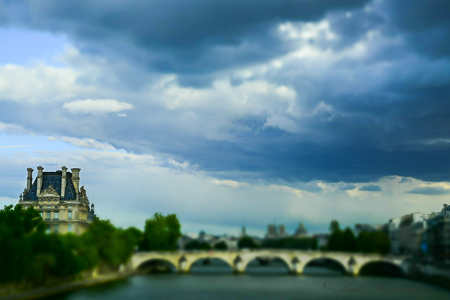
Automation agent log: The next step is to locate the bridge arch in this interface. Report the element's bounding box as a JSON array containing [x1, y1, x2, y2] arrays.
[[243, 253, 293, 274], [187, 256, 234, 273], [136, 258, 178, 273], [358, 260, 404, 277], [302, 256, 348, 275]]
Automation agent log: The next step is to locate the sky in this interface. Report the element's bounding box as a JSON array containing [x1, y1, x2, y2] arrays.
[[1, 0, 450, 237]]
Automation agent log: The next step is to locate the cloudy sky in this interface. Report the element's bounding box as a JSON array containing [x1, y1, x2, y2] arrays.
[[1, 0, 450, 237]]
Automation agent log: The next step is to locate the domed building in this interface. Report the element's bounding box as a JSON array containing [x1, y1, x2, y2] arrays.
[[18, 166, 96, 235], [294, 222, 308, 238]]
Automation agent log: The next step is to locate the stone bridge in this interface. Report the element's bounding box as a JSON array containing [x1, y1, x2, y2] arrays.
[[128, 250, 407, 276]]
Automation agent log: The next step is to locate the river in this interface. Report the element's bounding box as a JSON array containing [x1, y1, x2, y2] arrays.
[[44, 260, 450, 300]]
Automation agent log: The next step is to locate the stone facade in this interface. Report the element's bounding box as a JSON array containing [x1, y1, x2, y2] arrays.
[[18, 166, 96, 235], [426, 204, 450, 262], [265, 222, 309, 240]]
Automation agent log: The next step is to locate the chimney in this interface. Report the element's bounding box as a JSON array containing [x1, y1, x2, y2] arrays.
[[61, 166, 67, 198], [71, 168, 81, 193], [36, 166, 44, 196], [26, 168, 33, 193]]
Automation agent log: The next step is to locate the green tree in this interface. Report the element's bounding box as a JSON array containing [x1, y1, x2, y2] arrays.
[[342, 227, 357, 252], [81, 217, 140, 268], [0, 204, 43, 238], [214, 241, 228, 250], [283, 237, 318, 250], [0, 204, 44, 283], [329, 219, 340, 233], [356, 231, 390, 255], [141, 213, 181, 251], [238, 236, 259, 249], [327, 220, 344, 251], [184, 240, 212, 250]]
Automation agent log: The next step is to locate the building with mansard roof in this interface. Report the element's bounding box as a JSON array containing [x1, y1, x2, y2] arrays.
[[18, 166, 96, 235]]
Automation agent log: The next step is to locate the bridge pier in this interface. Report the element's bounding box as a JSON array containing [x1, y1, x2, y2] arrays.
[[233, 262, 246, 274], [178, 260, 190, 274], [291, 263, 305, 275]]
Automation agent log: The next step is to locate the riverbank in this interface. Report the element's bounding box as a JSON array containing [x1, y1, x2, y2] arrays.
[[0, 271, 136, 300]]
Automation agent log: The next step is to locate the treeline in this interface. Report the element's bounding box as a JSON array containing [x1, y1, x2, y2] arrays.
[[261, 237, 318, 250], [327, 220, 390, 254], [184, 221, 389, 254], [0, 204, 180, 288], [185, 240, 228, 250], [185, 236, 317, 250], [237, 236, 318, 250]]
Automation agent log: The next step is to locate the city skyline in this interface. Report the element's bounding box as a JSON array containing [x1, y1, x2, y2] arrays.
[[1, 0, 450, 236]]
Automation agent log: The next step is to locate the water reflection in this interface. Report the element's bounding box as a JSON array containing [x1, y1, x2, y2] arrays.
[[190, 258, 233, 274], [44, 270, 450, 300]]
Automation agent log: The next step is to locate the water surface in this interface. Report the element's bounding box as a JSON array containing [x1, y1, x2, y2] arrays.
[[45, 262, 450, 300]]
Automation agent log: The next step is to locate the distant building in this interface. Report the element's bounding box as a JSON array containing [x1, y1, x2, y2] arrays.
[[278, 225, 287, 237], [240, 226, 246, 237], [398, 213, 428, 255], [265, 222, 309, 239], [387, 218, 400, 254], [18, 166, 96, 235], [426, 204, 450, 262], [388, 211, 429, 256], [265, 224, 278, 239], [294, 222, 308, 237]]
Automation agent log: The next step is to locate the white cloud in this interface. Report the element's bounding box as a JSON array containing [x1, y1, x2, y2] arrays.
[[168, 159, 191, 169], [62, 99, 134, 114], [48, 136, 117, 151], [0, 63, 82, 103], [212, 179, 250, 189]]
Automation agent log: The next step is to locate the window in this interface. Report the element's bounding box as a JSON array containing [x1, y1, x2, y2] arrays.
[[55, 206, 58, 209], [46, 212, 51, 220], [54, 225, 59, 234], [68, 210, 72, 220], [47, 206, 51, 209], [46, 225, 51, 234], [39, 212, 43, 218], [39, 206, 42, 209], [54, 212, 59, 220], [68, 206, 72, 209], [67, 224, 72, 232]]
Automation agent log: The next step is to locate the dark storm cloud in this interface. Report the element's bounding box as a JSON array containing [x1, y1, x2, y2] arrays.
[[406, 186, 450, 196], [1, 0, 370, 77], [2, 0, 450, 185], [338, 184, 356, 191], [382, 0, 450, 58], [359, 184, 382, 192]]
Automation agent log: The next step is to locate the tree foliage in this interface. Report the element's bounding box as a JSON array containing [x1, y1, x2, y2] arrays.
[[141, 213, 181, 251], [184, 240, 212, 250], [262, 237, 317, 250], [214, 241, 228, 250], [238, 236, 260, 249], [326, 220, 390, 255], [0, 204, 143, 287]]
